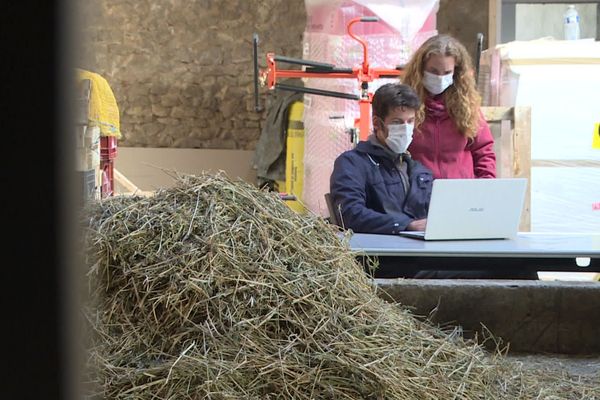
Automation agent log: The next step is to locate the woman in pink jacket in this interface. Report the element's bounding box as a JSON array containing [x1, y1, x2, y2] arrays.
[[402, 34, 496, 179]]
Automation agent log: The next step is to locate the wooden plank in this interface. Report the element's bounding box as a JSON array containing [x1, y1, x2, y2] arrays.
[[77, 79, 91, 126], [489, 120, 514, 178], [481, 106, 514, 122], [113, 168, 147, 194], [503, 0, 592, 3], [488, 0, 502, 50], [499, 119, 513, 178], [484, 105, 531, 231], [484, 106, 514, 178], [513, 106, 531, 231], [597, 3, 600, 41], [532, 160, 600, 168], [488, 121, 503, 176]]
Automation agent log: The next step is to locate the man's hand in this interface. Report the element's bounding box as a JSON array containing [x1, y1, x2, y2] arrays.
[[406, 218, 427, 231]]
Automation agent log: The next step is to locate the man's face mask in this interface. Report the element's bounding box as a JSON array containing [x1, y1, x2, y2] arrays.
[[385, 123, 414, 154], [423, 70, 453, 95]]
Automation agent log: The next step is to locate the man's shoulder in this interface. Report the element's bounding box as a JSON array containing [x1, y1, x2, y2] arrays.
[[336, 147, 365, 162], [338, 141, 377, 158]]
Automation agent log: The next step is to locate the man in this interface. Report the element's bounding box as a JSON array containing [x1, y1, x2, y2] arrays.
[[329, 83, 537, 280], [330, 83, 431, 236]]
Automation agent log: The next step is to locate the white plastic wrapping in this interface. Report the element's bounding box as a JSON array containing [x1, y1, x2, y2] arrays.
[[532, 167, 600, 233], [479, 39, 600, 232]]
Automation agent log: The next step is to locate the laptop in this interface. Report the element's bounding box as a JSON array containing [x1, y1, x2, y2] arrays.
[[399, 178, 527, 241]]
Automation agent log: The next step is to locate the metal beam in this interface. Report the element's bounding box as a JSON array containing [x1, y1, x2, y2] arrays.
[[597, 2, 600, 40], [501, 2, 516, 43], [502, 0, 598, 3], [489, 0, 502, 49]]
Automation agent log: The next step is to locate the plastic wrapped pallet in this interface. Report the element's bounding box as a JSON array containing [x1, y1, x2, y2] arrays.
[[76, 125, 100, 171], [302, 0, 439, 216], [478, 39, 600, 233]]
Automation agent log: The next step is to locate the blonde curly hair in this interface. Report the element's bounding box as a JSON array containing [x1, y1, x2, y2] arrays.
[[401, 34, 481, 138]]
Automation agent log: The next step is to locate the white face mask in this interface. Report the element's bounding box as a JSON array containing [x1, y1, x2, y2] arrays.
[[385, 123, 414, 154], [423, 70, 454, 95]]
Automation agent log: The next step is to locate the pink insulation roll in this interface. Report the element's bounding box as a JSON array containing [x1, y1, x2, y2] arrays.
[[301, 0, 439, 216]]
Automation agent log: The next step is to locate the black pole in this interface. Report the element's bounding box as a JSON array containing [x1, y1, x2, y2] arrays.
[[253, 33, 263, 112], [274, 55, 336, 70], [275, 83, 360, 101]]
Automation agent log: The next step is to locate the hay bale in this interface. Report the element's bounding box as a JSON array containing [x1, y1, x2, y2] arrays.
[[82, 172, 599, 399]]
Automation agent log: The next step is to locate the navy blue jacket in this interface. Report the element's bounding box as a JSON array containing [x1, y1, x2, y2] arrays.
[[330, 140, 433, 234]]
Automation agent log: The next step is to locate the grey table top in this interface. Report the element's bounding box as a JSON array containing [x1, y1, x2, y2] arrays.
[[346, 232, 600, 259]]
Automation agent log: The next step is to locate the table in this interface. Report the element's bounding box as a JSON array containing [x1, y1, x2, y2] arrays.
[[346, 232, 600, 272]]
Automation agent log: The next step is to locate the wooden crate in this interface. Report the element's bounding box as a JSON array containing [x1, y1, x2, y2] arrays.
[[482, 106, 531, 231]]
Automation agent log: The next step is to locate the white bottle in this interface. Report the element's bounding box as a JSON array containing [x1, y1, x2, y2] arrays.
[[563, 5, 580, 40]]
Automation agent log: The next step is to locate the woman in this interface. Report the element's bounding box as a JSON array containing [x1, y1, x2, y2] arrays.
[[402, 34, 496, 179]]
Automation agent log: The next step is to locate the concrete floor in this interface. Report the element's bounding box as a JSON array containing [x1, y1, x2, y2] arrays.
[[509, 353, 600, 378]]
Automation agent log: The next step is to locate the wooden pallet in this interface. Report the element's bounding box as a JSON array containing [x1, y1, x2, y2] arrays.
[[482, 106, 531, 231]]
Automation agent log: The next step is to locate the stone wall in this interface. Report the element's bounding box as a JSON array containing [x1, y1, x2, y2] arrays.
[[76, 0, 306, 149], [76, 0, 488, 150], [437, 0, 489, 66]]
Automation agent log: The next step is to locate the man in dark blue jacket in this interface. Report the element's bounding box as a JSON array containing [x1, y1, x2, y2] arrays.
[[330, 83, 537, 280], [330, 83, 431, 236]]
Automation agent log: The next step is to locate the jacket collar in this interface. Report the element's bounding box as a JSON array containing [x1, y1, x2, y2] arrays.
[[356, 135, 413, 166], [425, 94, 449, 120]]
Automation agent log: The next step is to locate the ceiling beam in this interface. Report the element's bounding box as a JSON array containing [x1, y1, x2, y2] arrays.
[[502, 0, 597, 3]]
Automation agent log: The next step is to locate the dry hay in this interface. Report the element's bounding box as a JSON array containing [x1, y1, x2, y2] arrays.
[[82, 172, 599, 399]]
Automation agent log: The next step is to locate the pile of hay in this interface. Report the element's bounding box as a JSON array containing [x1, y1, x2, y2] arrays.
[[82, 173, 599, 399]]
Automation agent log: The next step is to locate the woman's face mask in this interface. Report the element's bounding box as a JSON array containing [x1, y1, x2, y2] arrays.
[[385, 123, 414, 154], [423, 70, 453, 95]]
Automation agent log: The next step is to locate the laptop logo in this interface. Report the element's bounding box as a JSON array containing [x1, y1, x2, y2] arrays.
[[468, 207, 484, 212]]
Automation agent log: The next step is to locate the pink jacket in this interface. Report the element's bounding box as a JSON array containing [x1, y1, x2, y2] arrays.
[[408, 95, 496, 179]]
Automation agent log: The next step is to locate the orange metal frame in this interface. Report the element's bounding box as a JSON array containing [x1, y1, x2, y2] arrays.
[[260, 17, 403, 141]]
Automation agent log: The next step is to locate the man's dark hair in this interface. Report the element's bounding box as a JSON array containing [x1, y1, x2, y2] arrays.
[[372, 83, 420, 120]]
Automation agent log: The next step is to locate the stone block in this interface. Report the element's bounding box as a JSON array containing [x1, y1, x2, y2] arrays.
[[195, 119, 209, 129], [376, 279, 600, 355], [197, 48, 223, 66], [138, 122, 164, 137], [172, 137, 204, 148], [160, 93, 181, 107], [156, 134, 174, 147], [157, 117, 179, 125], [244, 120, 260, 129], [125, 106, 147, 117], [182, 84, 203, 99], [205, 138, 237, 149], [150, 84, 169, 96], [219, 99, 240, 119], [123, 114, 153, 124], [151, 104, 170, 117], [188, 127, 213, 141], [171, 106, 196, 118], [124, 89, 150, 107], [245, 99, 259, 113]]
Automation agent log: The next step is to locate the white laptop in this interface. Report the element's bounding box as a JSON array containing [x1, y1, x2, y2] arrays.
[[399, 178, 527, 241]]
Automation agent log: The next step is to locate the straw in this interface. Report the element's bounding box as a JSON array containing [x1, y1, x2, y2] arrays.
[[82, 172, 599, 399]]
